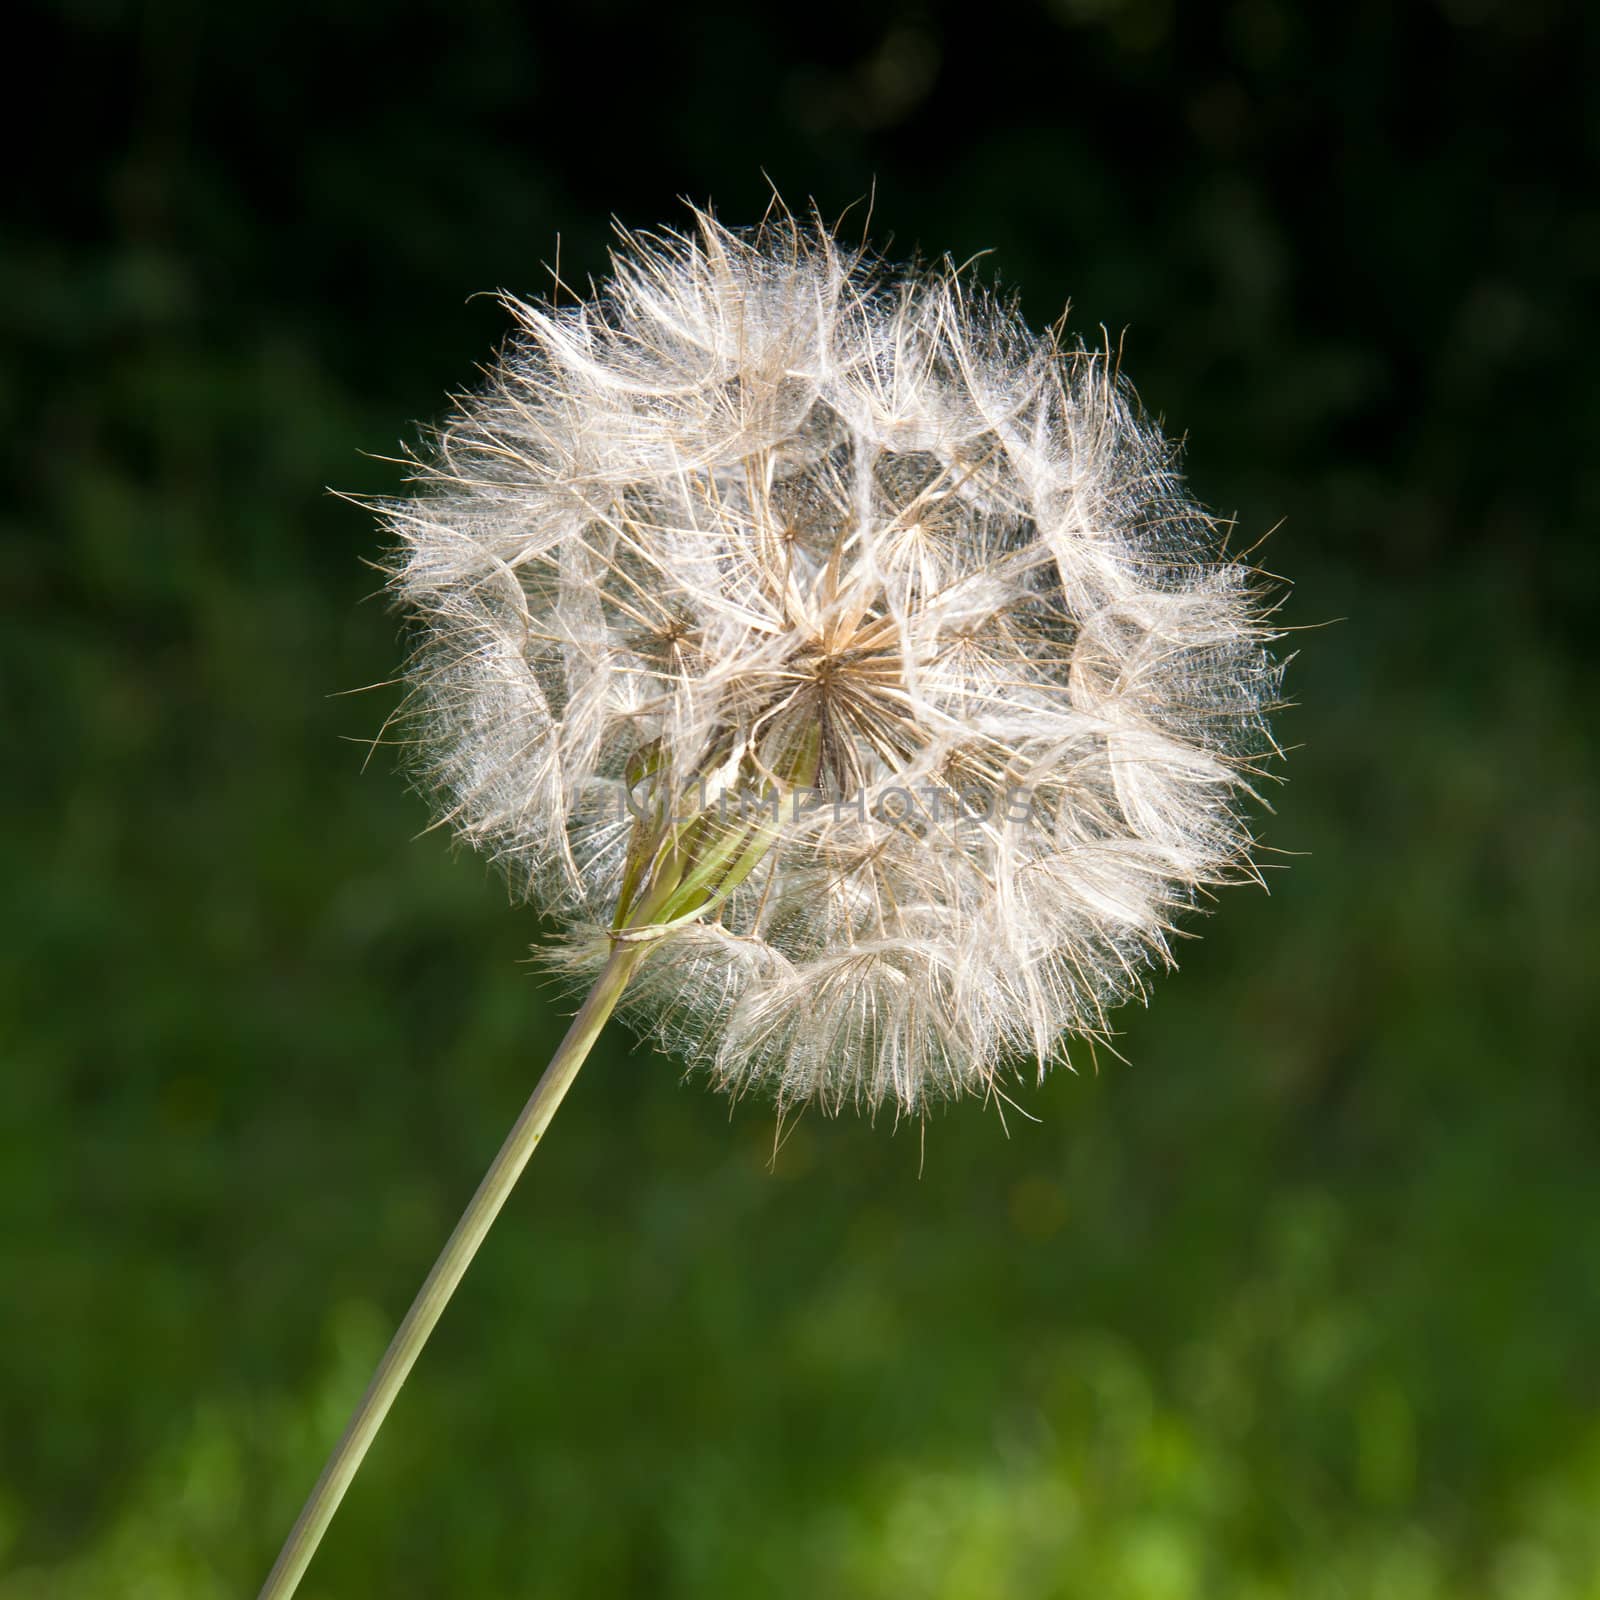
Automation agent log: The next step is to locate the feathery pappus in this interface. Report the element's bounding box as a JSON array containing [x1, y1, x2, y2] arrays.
[[382, 204, 1284, 1115]]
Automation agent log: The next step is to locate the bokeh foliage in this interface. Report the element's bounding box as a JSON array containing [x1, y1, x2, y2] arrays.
[[4, 1, 1597, 1595]]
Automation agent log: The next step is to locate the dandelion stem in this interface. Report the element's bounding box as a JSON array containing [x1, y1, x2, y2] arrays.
[[257, 940, 644, 1600]]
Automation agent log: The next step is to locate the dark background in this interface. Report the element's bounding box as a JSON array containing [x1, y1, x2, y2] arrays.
[[5, 1, 1597, 1595]]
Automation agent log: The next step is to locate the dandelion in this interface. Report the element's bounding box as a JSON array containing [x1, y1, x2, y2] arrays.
[[259, 203, 1282, 1598]]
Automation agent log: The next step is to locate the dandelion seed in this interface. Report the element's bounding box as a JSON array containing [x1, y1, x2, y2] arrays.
[[387, 203, 1283, 1114]]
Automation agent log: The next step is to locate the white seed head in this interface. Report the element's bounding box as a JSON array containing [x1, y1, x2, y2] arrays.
[[383, 205, 1283, 1115]]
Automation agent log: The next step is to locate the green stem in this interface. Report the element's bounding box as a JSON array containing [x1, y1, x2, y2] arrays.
[[257, 941, 644, 1600]]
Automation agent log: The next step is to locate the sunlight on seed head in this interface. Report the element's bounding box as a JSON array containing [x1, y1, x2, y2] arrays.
[[382, 202, 1284, 1115]]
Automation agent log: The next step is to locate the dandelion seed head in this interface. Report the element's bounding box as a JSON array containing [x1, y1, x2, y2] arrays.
[[384, 204, 1283, 1114]]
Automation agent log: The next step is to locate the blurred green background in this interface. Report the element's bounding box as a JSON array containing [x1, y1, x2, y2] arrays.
[[5, 1, 1597, 1595]]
